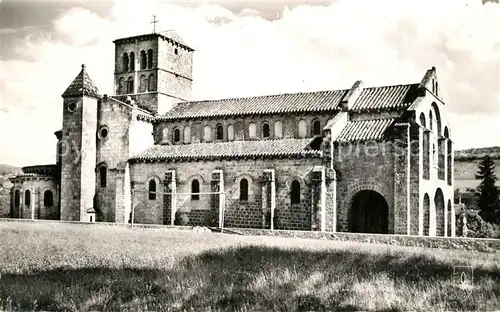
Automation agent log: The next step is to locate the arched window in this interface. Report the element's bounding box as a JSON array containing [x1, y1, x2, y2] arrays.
[[122, 53, 129, 72], [429, 111, 433, 131], [126, 76, 134, 94], [432, 144, 437, 167], [183, 126, 191, 143], [262, 123, 270, 139], [435, 81, 439, 96], [312, 119, 321, 136], [147, 49, 153, 68], [43, 190, 54, 207], [216, 124, 224, 140], [99, 165, 107, 188], [148, 180, 156, 200], [173, 128, 180, 143], [139, 75, 147, 93], [291, 180, 300, 204], [129, 52, 135, 71], [227, 124, 234, 141], [148, 74, 156, 92], [248, 122, 256, 138], [203, 125, 212, 142], [25, 190, 31, 207], [118, 77, 125, 95], [431, 103, 442, 134], [274, 121, 283, 139], [14, 190, 20, 208], [191, 179, 200, 201], [240, 179, 248, 201], [162, 127, 169, 143], [140, 50, 147, 69], [419, 112, 426, 128], [298, 119, 307, 138]]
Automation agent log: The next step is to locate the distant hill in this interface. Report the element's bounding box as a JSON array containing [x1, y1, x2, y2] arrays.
[[454, 146, 500, 191], [454, 146, 500, 161], [0, 164, 21, 175]]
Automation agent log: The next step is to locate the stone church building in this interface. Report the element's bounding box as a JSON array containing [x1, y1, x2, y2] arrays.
[[9, 31, 455, 236]]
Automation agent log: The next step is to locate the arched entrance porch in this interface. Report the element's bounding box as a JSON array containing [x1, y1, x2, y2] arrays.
[[349, 190, 389, 234]]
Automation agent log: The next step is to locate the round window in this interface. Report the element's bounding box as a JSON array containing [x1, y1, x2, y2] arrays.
[[98, 126, 109, 141], [67, 101, 78, 112], [100, 128, 108, 138]]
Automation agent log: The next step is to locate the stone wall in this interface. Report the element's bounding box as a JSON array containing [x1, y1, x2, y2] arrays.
[[154, 112, 336, 144], [113, 35, 193, 115], [10, 179, 59, 220], [60, 96, 98, 221], [96, 98, 132, 222], [230, 228, 500, 253], [157, 36, 193, 79], [129, 157, 323, 230], [333, 141, 395, 232]]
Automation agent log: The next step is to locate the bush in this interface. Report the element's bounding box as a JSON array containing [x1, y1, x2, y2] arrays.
[[174, 211, 189, 226], [456, 210, 499, 238]]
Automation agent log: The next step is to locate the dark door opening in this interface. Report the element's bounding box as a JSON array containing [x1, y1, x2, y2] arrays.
[[349, 190, 389, 234]]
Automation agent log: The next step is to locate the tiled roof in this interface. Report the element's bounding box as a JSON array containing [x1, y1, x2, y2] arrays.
[[350, 84, 419, 112], [336, 118, 395, 142], [22, 164, 58, 174], [129, 139, 322, 162], [10, 173, 56, 181], [156, 90, 349, 121], [62, 65, 99, 98], [156, 83, 420, 121]]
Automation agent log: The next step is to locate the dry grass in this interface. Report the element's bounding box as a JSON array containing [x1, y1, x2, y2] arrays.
[[0, 221, 499, 311]]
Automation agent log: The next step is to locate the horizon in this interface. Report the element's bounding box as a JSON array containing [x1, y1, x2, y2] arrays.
[[1, 0, 499, 167]]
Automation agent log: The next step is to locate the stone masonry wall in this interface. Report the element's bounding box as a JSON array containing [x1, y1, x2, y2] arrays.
[[10, 179, 59, 220], [114, 35, 193, 115], [60, 97, 83, 221], [157, 35, 193, 80], [129, 157, 323, 230], [154, 113, 337, 144], [333, 141, 395, 232], [96, 98, 132, 222], [79, 96, 99, 222]]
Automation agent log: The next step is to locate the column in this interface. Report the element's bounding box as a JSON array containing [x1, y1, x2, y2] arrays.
[[211, 170, 224, 229], [30, 187, 36, 220], [393, 124, 411, 235], [325, 168, 337, 232], [311, 166, 326, 231], [164, 170, 176, 225], [261, 169, 276, 230], [450, 140, 456, 237]]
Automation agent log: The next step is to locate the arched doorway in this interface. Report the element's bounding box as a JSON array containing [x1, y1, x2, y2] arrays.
[[423, 193, 430, 236], [349, 190, 389, 234], [434, 188, 445, 236]]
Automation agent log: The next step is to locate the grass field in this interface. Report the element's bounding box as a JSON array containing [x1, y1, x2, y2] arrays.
[[0, 222, 499, 311]]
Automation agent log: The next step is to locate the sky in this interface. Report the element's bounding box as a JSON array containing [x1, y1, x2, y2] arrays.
[[0, 0, 499, 167]]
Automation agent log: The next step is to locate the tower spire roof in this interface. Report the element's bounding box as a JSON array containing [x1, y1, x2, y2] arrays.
[[62, 64, 100, 98]]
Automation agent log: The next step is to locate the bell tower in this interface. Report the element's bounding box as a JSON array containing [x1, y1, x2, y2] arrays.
[[112, 31, 194, 115]]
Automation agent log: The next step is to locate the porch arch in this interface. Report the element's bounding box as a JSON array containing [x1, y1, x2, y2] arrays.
[[348, 190, 389, 234]]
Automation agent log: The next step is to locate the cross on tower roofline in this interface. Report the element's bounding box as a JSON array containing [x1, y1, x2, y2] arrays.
[[151, 15, 159, 33]]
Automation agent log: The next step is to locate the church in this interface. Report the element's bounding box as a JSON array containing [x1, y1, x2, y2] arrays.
[[9, 30, 455, 237]]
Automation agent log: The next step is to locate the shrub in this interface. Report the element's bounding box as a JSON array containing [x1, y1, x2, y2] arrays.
[[456, 210, 499, 238], [174, 211, 189, 226]]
